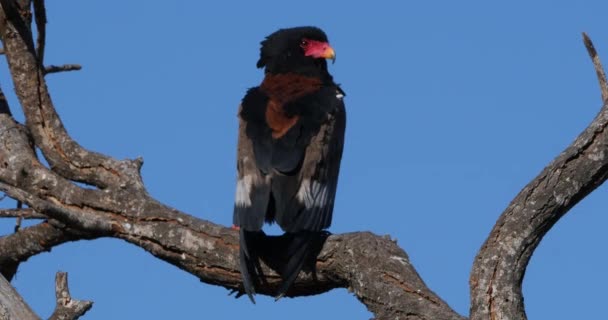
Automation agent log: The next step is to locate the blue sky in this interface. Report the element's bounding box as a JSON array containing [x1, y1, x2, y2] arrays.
[[1, 1, 608, 319]]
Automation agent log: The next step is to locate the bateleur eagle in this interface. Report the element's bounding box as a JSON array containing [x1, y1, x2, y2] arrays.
[[233, 26, 346, 302]]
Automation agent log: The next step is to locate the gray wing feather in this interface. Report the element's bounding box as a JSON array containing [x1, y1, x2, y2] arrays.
[[233, 105, 271, 230], [275, 99, 346, 232]]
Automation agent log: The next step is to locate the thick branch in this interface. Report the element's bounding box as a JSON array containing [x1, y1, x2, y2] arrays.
[[1, 3, 605, 319], [469, 36, 608, 320], [0, 109, 463, 319], [48, 272, 93, 320]]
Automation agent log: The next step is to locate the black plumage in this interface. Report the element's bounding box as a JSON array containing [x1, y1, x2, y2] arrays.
[[233, 26, 346, 302]]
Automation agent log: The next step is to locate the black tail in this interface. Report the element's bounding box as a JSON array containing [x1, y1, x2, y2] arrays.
[[239, 230, 328, 302], [273, 231, 315, 299], [239, 229, 265, 304], [274, 231, 329, 299]]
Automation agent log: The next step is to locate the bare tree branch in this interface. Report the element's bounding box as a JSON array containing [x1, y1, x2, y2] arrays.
[[48, 272, 93, 320], [0, 2, 606, 319], [14, 201, 23, 232], [469, 35, 608, 320], [0, 273, 39, 320], [583, 32, 608, 102], [0, 221, 89, 281], [32, 0, 45, 65], [0, 208, 46, 219], [43, 64, 81, 75], [0, 1, 143, 190], [0, 271, 91, 320], [0, 108, 464, 318]]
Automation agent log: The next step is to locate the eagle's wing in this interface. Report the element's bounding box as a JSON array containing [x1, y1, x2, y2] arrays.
[[273, 87, 346, 232], [270, 86, 346, 296], [233, 100, 272, 303], [233, 89, 272, 231]]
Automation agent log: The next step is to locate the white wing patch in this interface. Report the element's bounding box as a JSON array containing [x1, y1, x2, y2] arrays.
[[336, 92, 344, 99], [297, 179, 329, 209], [235, 175, 253, 206]]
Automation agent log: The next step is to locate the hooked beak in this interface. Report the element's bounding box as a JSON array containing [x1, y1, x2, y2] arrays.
[[322, 46, 336, 64]]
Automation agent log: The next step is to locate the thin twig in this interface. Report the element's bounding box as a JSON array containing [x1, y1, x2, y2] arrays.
[[33, 0, 46, 65], [14, 200, 22, 232], [44, 64, 82, 75], [583, 32, 608, 102]]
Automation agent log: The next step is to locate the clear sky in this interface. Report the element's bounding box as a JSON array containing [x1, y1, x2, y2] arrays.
[[1, 1, 607, 319]]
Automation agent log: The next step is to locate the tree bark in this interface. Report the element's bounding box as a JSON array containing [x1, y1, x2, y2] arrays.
[[0, 273, 39, 320], [0, 2, 606, 319], [0, 271, 91, 320]]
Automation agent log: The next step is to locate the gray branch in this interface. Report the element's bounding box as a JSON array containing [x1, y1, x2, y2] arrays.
[[583, 32, 608, 102], [0, 221, 90, 281], [469, 34, 608, 320], [0, 273, 39, 320], [0, 272, 92, 320], [0, 2, 606, 320], [0, 208, 46, 219], [48, 272, 93, 320]]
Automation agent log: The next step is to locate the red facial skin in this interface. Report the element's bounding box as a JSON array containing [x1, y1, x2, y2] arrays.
[[301, 38, 336, 61]]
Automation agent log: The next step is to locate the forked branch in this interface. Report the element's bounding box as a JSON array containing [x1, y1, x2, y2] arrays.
[[49, 272, 93, 320], [0, 2, 606, 320]]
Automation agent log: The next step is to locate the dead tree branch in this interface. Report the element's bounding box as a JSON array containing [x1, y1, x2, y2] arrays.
[[48, 272, 93, 320], [0, 0, 143, 190], [583, 32, 608, 102], [32, 0, 45, 65], [0, 221, 90, 281], [0, 2, 606, 320], [0, 82, 464, 319], [0, 208, 46, 219], [469, 34, 608, 320], [0, 271, 91, 320], [0, 273, 39, 320], [43, 64, 81, 75]]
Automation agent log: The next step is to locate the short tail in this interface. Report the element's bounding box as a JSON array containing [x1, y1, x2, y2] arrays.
[[275, 231, 323, 299], [239, 230, 328, 302], [239, 229, 265, 303]]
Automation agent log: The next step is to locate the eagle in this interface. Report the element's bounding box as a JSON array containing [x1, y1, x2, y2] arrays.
[[233, 26, 346, 302]]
